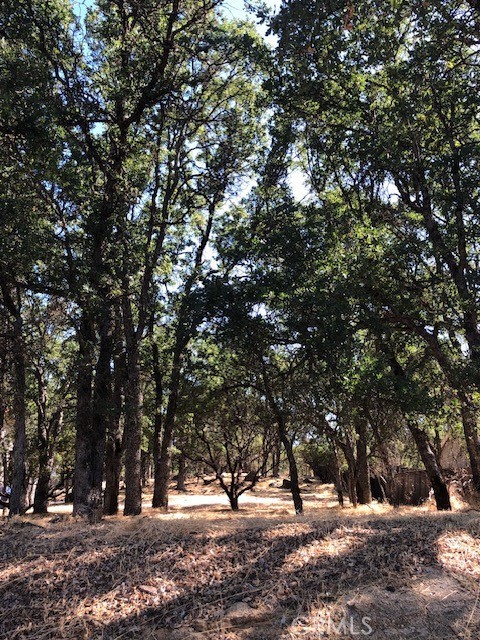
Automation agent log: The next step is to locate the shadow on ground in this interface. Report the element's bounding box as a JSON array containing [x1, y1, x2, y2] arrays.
[[1, 506, 479, 639]]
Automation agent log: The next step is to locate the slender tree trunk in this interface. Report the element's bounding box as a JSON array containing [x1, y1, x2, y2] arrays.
[[89, 311, 113, 521], [33, 367, 48, 514], [176, 453, 187, 491], [104, 349, 125, 515], [458, 392, 480, 491], [153, 417, 173, 509], [33, 408, 63, 514], [339, 436, 358, 507], [0, 366, 7, 492], [411, 335, 480, 491], [280, 427, 303, 514], [369, 415, 395, 501], [0, 423, 5, 492], [355, 419, 372, 505], [262, 365, 302, 513], [73, 317, 95, 516], [272, 436, 281, 477], [153, 350, 182, 509], [151, 338, 164, 501], [407, 420, 451, 510], [123, 339, 143, 516], [9, 311, 26, 516], [331, 441, 344, 507]]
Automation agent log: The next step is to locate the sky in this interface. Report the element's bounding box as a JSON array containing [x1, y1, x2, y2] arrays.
[[222, 0, 279, 20], [222, 0, 280, 49], [220, 1, 309, 201]]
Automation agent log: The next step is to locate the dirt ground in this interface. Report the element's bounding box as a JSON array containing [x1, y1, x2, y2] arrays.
[[1, 480, 479, 639]]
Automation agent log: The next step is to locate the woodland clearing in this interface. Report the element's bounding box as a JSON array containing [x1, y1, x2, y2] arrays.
[[1, 481, 479, 640]]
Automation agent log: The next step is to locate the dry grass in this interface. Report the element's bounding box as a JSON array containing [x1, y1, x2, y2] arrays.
[[1, 483, 479, 639]]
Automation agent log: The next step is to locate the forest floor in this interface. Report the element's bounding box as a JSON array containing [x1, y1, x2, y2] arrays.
[[1, 480, 480, 640]]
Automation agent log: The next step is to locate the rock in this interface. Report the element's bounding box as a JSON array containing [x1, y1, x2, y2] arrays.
[[282, 479, 292, 489], [138, 585, 157, 596]]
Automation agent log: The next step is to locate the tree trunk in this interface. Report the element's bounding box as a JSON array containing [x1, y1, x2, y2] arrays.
[[153, 433, 173, 509], [141, 450, 151, 487], [153, 350, 182, 510], [104, 348, 125, 515], [272, 437, 281, 477], [34, 466, 51, 514], [151, 338, 164, 503], [229, 493, 239, 511], [9, 312, 26, 516], [33, 366, 48, 514], [458, 392, 480, 491], [262, 365, 302, 513], [73, 317, 95, 516], [103, 431, 123, 515], [355, 419, 372, 505], [33, 407, 64, 514], [331, 441, 344, 507], [176, 453, 187, 491], [88, 312, 113, 521], [280, 428, 303, 514], [369, 414, 395, 501], [73, 310, 113, 521], [123, 340, 143, 516], [407, 420, 451, 510], [0, 367, 7, 492], [340, 436, 358, 507]]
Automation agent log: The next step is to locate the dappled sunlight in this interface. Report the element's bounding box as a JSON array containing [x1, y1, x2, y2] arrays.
[[261, 523, 315, 541], [283, 533, 362, 570], [437, 529, 480, 587], [2, 509, 480, 638]]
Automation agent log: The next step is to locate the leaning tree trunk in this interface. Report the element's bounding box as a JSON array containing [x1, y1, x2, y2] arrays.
[[9, 312, 26, 516], [457, 392, 480, 491], [355, 419, 372, 505], [262, 367, 302, 514], [408, 420, 451, 511], [279, 424, 303, 514]]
